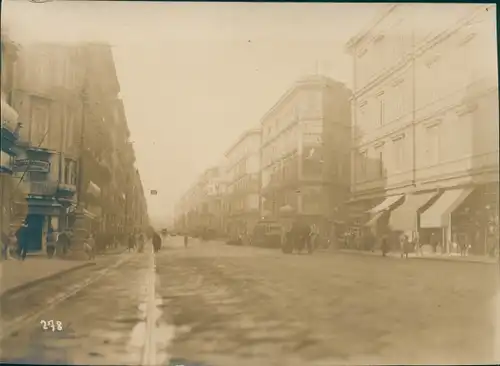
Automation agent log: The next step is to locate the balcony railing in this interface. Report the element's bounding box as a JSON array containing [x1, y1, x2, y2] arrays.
[[27, 181, 58, 196]]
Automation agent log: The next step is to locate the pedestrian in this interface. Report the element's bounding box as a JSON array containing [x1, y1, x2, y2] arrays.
[[127, 233, 136, 252], [381, 234, 389, 257], [46, 227, 58, 258], [152, 232, 162, 253], [84, 233, 96, 260], [16, 223, 28, 261], [430, 232, 438, 254], [400, 234, 411, 259], [414, 231, 422, 256], [57, 230, 71, 256], [184, 234, 188, 248]]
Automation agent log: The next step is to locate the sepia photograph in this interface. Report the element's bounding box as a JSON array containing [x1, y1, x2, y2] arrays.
[[0, 1, 498, 365]]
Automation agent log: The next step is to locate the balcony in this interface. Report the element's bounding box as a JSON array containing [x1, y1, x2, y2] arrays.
[[57, 183, 77, 203], [26, 181, 58, 197]]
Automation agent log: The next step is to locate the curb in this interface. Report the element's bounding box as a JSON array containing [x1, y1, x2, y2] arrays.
[[0, 262, 96, 299], [337, 250, 498, 265]]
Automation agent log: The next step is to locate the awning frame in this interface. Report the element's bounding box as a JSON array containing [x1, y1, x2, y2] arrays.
[[420, 188, 474, 228], [368, 194, 404, 214]]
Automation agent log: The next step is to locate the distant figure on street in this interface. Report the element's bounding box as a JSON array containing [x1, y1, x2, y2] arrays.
[[400, 234, 411, 259], [84, 233, 96, 260], [381, 234, 390, 257], [414, 231, 422, 256], [46, 227, 58, 258], [127, 233, 136, 252], [184, 234, 188, 248], [57, 230, 71, 256], [137, 233, 145, 253], [16, 223, 28, 261], [430, 232, 439, 253], [152, 232, 162, 253], [459, 235, 468, 257]]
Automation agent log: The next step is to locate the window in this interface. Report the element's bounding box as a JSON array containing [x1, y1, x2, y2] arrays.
[[375, 145, 385, 178], [64, 159, 70, 184], [379, 98, 385, 126], [392, 136, 405, 171], [64, 108, 74, 152], [30, 102, 50, 147], [425, 124, 440, 166], [359, 150, 367, 180]]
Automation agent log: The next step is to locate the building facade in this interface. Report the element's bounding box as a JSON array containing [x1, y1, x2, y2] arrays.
[[345, 4, 498, 255], [224, 128, 261, 239], [8, 41, 147, 254], [260, 75, 352, 244], [174, 165, 226, 237], [1, 29, 25, 238]]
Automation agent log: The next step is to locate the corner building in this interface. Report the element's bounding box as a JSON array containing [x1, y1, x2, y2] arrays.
[[260, 75, 352, 243], [345, 4, 498, 255]]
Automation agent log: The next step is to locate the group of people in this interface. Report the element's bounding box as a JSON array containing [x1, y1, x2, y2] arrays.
[[126, 231, 164, 253]]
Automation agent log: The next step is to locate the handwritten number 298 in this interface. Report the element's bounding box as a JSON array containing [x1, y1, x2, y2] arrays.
[[40, 320, 63, 332]]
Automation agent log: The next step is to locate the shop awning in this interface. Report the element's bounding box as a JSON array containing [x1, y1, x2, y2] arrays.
[[364, 211, 384, 227], [1, 95, 19, 126], [420, 188, 474, 228], [389, 192, 439, 232], [368, 195, 404, 214], [86, 181, 101, 198]]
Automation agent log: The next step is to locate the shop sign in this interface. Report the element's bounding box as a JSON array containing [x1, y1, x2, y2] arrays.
[[12, 159, 50, 173]]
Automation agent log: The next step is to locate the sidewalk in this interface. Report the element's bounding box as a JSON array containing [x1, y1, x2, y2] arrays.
[[0, 257, 93, 297], [337, 248, 499, 264], [0, 247, 128, 297]]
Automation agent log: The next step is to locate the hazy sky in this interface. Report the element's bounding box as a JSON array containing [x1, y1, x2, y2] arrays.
[[2, 1, 384, 223]]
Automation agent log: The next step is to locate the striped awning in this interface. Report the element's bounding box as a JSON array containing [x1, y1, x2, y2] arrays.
[[1, 94, 18, 126]]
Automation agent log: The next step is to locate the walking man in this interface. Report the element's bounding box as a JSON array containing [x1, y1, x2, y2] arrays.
[[84, 233, 96, 260], [16, 223, 28, 261], [152, 232, 162, 253], [184, 234, 188, 248], [57, 230, 71, 256], [381, 234, 389, 257]]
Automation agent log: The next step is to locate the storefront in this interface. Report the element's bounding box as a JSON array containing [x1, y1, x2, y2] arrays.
[[419, 183, 498, 256], [388, 190, 440, 238], [1, 95, 22, 235], [450, 183, 498, 256]]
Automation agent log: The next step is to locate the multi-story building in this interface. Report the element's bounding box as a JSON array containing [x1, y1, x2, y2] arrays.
[[260, 75, 352, 243], [8, 41, 147, 254], [224, 128, 261, 238], [0, 29, 25, 237], [174, 165, 226, 237], [345, 4, 498, 254]]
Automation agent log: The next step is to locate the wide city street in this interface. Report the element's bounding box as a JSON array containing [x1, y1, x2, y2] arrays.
[[1, 237, 498, 366]]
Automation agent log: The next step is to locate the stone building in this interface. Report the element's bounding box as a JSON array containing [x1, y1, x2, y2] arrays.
[[345, 4, 498, 255], [224, 128, 261, 239], [260, 75, 352, 243], [8, 41, 147, 254], [0, 29, 25, 237], [174, 165, 226, 237]]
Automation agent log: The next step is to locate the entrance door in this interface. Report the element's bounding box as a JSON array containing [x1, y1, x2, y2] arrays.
[[25, 214, 44, 252]]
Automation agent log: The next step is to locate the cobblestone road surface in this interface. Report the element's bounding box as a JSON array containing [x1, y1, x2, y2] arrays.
[[0, 237, 498, 366]]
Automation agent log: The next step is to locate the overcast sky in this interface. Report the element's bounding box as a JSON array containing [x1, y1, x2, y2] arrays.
[[2, 1, 384, 224]]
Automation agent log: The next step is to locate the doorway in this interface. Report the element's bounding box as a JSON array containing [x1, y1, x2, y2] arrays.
[[25, 214, 44, 252]]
